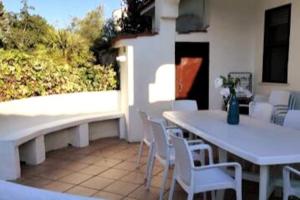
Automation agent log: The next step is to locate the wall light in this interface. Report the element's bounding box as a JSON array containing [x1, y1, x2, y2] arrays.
[[116, 55, 127, 62]]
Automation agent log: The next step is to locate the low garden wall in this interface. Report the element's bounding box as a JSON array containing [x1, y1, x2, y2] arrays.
[[0, 91, 121, 116]]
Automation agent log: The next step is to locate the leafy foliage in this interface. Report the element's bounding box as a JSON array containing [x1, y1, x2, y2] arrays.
[[0, 1, 9, 48], [0, 49, 117, 101], [71, 6, 105, 46], [120, 0, 152, 34], [219, 75, 240, 95], [92, 19, 119, 65], [0, 1, 118, 102]]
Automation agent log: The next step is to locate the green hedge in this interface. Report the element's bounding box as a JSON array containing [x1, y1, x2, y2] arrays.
[[0, 49, 117, 101]]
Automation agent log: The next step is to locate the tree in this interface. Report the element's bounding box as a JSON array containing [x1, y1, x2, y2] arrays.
[[0, 1, 119, 101], [71, 6, 105, 46], [50, 30, 94, 67], [0, 0, 9, 48], [120, 0, 152, 34], [2, 0, 55, 50], [91, 18, 118, 63]]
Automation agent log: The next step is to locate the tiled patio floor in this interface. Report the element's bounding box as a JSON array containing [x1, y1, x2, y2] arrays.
[[15, 137, 281, 200]]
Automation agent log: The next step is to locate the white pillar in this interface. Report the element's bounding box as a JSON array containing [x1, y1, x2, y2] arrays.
[[71, 123, 89, 147], [19, 135, 46, 165], [0, 142, 21, 180]]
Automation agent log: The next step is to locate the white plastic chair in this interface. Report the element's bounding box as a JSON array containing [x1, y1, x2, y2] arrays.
[[172, 100, 198, 111], [169, 134, 242, 200], [137, 109, 189, 186], [283, 166, 300, 200], [284, 110, 300, 130], [148, 118, 204, 200], [269, 90, 290, 106], [269, 90, 290, 125], [251, 90, 290, 125], [172, 100, 198, 139], [269, 111, 300, 199], [249, 102, 273, 122], [136, 110, 154, 168]]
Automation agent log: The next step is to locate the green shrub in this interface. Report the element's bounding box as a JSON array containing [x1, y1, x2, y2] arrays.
[[0, 49, 117, 101]]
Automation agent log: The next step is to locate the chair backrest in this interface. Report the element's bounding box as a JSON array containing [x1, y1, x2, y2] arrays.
[[170, 134, 194, 186], [149, 119, 170, 160], [289, 91, 300, 110], [269, 90, 290, 106], [172, 100, 198, 111], [284, 110, 300, 130], [249, 102, 273, 122], [138, 110, 153, 143]]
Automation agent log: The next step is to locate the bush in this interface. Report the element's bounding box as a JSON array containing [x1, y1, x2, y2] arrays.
[[0, 49, 117, 101]]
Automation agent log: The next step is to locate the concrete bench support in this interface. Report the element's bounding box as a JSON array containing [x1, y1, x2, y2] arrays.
[[71, 123, 89, 148], [20, 136, 46, 165], [0, 142, 21, 180], [119, 117, 126, 139]]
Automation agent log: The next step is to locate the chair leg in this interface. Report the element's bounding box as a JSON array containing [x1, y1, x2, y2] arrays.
[[283, 193, 289, 200], [159, 165, 169, 200], [236, 188, 242, 200], [168, 173, 176, 200], [145, 144, 154, 181], [216, 190, 225, 200], [283, 188, 289, 200], [136, 141, 144, 168], [211, 191, 216, 200], [187, 192, 194, 200], [200, 151, 205, 166], [146, 151, 155, 189]]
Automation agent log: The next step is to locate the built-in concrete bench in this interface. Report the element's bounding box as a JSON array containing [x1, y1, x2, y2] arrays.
[[0, 180, 101, 200], [0, 91, 125, 180]]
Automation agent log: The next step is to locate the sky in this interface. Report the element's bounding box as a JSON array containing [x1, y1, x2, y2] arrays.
[[2, 0, 122, 28]]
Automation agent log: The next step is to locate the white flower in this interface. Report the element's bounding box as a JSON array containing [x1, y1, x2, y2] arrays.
[[220, 88, 230, 98], [244, 89, 253, 98], [235, 86, 244, 93], [214, 77, 223, 89]]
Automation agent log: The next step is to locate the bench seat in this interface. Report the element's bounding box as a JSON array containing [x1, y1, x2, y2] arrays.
[[0, 111, 125, 180]]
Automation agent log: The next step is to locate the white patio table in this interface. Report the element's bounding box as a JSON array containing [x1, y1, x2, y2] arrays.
[[163, 110, 300, 200]]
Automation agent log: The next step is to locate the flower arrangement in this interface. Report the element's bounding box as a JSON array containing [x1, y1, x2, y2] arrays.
[[215, 75, 252, 104]]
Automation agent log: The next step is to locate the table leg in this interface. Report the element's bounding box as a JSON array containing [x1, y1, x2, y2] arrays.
[[216, 148, 228, 200], [259, 165, 270, 200]]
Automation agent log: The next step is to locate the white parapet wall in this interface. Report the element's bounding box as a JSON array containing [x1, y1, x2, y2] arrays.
[[0, 91, 122, 147], [0, 91, 121, 116]]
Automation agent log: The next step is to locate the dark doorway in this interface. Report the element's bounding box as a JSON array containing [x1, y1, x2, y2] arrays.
[[175, 42, 209, 110]]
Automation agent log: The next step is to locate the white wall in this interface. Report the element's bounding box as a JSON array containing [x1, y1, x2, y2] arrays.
[[254, 0, 300, 95], [115, 0, 263, 141], [176, 0, 259, 109], [0, 91, 121, 116], [115, 19, 176, 142]]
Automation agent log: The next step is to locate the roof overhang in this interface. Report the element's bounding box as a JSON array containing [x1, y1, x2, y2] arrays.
[[140, 0, 155, 16]]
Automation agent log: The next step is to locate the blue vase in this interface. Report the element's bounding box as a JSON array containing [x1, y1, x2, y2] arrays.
[[227, 94, 239, 125]]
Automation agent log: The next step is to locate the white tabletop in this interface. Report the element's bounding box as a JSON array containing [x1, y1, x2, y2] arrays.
[[163, 110, 300, 165]]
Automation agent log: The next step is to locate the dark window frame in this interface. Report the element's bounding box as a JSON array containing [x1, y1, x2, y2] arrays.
[[262, 4, 291, 84]]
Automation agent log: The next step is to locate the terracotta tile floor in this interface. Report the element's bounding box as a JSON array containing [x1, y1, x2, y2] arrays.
[[15, 137, 281, 200]]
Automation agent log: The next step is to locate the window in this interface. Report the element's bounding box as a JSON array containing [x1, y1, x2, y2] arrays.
[[262, 4, 291, 83]]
